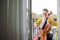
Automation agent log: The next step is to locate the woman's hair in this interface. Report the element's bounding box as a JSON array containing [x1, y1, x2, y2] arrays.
[[43, 8, 49, 12]]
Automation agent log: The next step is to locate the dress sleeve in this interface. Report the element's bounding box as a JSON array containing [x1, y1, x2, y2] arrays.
[[48, 16, 54, 25], [34, 18, 42, 26]]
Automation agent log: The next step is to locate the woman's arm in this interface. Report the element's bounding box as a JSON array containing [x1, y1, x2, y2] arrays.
[[34, 18, 42, 26], [48, 16, 54, 24]]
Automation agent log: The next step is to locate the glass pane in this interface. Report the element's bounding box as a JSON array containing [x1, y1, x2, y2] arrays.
[[32, 0, 58, 40]]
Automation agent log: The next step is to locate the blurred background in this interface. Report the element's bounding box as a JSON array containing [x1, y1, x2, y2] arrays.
[[32, 0, 58, 40]]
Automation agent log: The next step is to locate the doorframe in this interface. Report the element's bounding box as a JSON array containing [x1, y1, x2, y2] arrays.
[[58, 0, 60, 40]]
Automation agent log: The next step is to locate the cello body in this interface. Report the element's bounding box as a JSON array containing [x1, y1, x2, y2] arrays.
[[32, 23, 50, 40], [39, 22, 50, 40]]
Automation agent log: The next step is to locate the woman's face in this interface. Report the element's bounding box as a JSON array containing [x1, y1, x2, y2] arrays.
[[42, 11, 48, 17]]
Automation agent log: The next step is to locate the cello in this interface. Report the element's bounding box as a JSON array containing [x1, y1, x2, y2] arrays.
[[38, 18, 51, 40], [32, 18, 51, 40]]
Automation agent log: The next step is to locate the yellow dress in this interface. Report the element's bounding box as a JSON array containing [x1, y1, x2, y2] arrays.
[[35, 18, 53, 40], [34, 17, 53, 26]]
